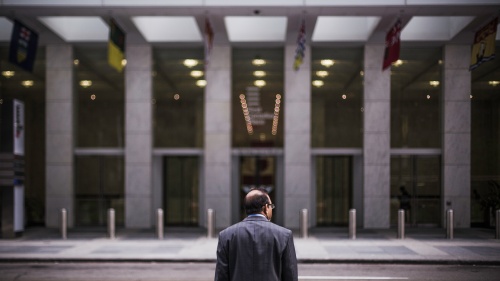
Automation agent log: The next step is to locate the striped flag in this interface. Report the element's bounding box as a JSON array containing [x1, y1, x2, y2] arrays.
[[383, 19, 402, 71], [204, 18, 214, 66], [108, 19, 125, 72], [294, 19, 306, 71], [9, 20, 38, 73], [470, 17, 497, 71]]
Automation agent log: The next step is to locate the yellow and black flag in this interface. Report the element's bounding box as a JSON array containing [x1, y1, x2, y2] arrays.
[[108, 19, 125, 72], [470, 17, 497, 71]]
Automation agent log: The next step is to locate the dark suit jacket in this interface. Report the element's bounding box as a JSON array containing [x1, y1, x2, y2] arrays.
[[214, 215, 298, 281]]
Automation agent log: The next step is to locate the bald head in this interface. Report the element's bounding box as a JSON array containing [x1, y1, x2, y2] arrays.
[[244, 188, 270, 215]]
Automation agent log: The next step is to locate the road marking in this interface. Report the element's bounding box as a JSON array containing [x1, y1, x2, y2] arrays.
[[299, 276, 409, 280]]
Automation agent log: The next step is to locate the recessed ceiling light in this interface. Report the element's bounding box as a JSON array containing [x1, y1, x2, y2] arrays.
[[90, 94, 96, 100], [73, 59, 79, 66], [2, 71, 14, 78], [393, 60, 403, 67], [429, 81, 440, 87], [254, 80, 266, 87], [191, 70, 204, 78], [121, 59, 127, 67], [312, 80, 324, 87], [80, 80, 92, 88], [21, 80, 34, 88], [184, 59, 199, 68], [174, 94, 180, 100], [253, 70, 266, 77], [320, 59, 334, 67], [489, 81, 499, 86], [252, 59, 266, 66], [196, 80, 207, 87], [342, 94, 347, 99], [316, 71, 328, 78]]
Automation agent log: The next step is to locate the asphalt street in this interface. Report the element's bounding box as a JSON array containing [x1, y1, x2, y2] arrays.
[[1, 262, 500, 281]]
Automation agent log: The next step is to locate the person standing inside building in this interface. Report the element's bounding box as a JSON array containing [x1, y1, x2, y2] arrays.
[[214, 187, 298, 281]]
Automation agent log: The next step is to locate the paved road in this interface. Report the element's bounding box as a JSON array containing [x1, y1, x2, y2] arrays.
[[1, 262, 499, 281]]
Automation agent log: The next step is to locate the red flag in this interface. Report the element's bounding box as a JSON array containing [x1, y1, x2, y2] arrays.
[[382, 19, 402, 71], [204, 18, 214, 66]]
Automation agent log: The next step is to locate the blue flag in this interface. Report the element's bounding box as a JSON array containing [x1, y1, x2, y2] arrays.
[[9, 20, 38, 73]]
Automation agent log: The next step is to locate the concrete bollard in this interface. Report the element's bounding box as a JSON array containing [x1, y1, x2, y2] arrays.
[[496, 210, 500, 240], [207, 209, 215, 238], [398, 209, 405, 239], [349, 209, 356, 239], [108, 208, 115, 239], [157, 208, 164, 239], [446, 209, 453, 239], [300, 209, 308, 238], [61, 208, 67, 240]]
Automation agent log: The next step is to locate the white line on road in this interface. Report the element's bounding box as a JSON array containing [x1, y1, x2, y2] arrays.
[[299, 276, 409, 280]]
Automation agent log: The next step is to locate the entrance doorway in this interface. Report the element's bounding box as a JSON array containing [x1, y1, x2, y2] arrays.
[[239, 156, 276, 221], [163, 156, 199, 226], [315, 156, 353, 226], [390, 155, 441, 227]]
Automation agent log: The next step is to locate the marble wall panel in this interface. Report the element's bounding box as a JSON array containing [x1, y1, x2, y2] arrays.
[[125, 196, 152, 228], [205, 102, 231, 133]]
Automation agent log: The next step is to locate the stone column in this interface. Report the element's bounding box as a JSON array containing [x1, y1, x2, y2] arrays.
[[442, 45, 471, 228], [284, 44, 311, 229], [45, 45, 74, 228], [363, 44, 391, 229], [204, 45, 231, 229], [125, 45, 152, 228]]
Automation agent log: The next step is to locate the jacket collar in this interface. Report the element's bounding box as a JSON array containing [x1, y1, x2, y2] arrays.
[[243, 215, 269, 222]]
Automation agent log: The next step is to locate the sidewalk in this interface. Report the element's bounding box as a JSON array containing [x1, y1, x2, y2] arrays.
[[0, 227, 499, 265]]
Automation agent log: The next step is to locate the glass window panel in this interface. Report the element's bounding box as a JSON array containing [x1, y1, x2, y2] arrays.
[[311, 47, 363, 148], [391, 47, 441, 148], [0, 47, 46, 226], [153, 48, 204, 148], [232, 48, 284, 148], [75, 46, 124, 147], [471, 46, 500, 227]]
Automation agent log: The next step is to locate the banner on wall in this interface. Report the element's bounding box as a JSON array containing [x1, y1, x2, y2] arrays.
[[382, 18, 402, 71], [294, 19, 306, 71], [108, 19, 126, 72], [204, 18, 214, 66], [470, 17, 497, 71], [9, 20, 38, 73]]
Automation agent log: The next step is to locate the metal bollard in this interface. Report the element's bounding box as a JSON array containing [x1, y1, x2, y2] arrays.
[[446, 209, 453, 239], [61, 208, 67, 240], [496, 210, 500, 240], [398, 209, 405, 239], [108, 208, 115, 239], [349, 209, 356, 239], [157, 208, 164, 239], [300, 209, 308, 238], [207, 209, 215, 238]]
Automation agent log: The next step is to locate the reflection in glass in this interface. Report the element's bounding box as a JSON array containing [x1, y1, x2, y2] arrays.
[[471, 46, 500, 227], [153, 48, 204, 148], [75, 47, 124, 147], [311, 48, 363, 148], [233, 49, 284, 147], [391, 47, 441, 148]]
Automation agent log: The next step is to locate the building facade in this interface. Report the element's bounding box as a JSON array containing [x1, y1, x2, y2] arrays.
[[0, 1, 499, 232]]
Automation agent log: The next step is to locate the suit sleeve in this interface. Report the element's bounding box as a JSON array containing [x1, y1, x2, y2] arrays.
[[281, 232, 298, 281], [214, 233, 229, 281]]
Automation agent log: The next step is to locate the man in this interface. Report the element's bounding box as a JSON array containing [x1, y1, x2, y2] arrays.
[[214, 188, 298, 281]]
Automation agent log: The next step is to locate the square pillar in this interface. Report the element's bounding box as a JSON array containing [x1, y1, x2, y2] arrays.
[[442, 45, 471, 228], [363, 44, 391, 229], [284, 44, 311, 229], [125, 45, 153, 228], [204, 45, 231, 229], [45, 45, 74, 228]]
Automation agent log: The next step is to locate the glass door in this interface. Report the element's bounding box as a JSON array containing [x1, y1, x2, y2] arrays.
[[390, 155, 441, 227], [239, 156, 276, 221], [316, 156, 352, 226], [75, 156, 124, 227], [163, 156, 199, 226]]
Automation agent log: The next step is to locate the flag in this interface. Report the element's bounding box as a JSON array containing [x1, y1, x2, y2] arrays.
[[293, 19, 306, 71], [470, 17, 497, 71], [108, 19, 125, 72], [204, 18, 214, 66], [9, 20, 38, 73], [382, 19, 402, 71]]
